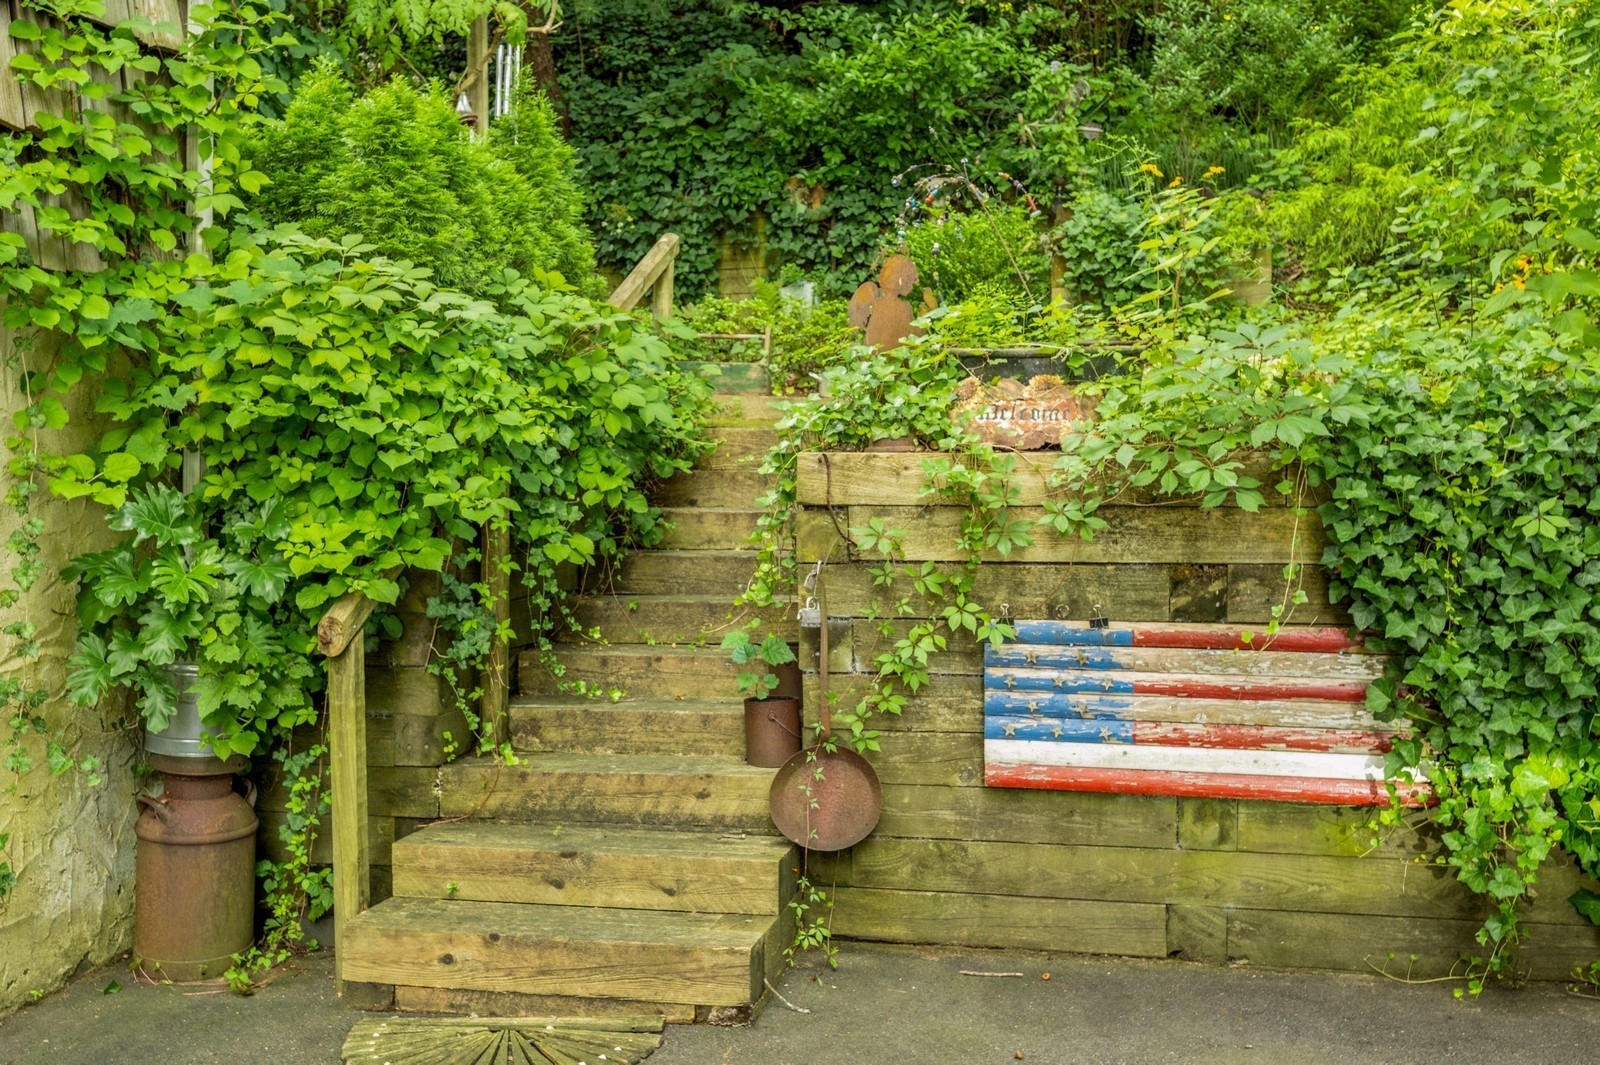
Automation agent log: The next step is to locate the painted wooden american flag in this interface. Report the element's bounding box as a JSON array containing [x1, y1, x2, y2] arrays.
[[982, 621, 1424, 805]]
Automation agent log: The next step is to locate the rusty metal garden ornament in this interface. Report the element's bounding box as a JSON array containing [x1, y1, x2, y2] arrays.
[[849, 254, 927, 352]]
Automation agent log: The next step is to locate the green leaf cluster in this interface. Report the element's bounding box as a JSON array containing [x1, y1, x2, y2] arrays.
[[248, 65, 598, 297]]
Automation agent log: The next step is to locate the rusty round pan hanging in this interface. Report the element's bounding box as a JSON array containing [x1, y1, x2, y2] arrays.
[[769, 575, 883, 851]]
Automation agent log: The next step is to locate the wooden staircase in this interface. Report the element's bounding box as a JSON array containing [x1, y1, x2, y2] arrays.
[[340, 368, 800, 1023]]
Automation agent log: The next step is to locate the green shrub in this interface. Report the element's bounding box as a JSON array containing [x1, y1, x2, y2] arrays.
[[249, 65, 599, 297], [903, 203, 1051, 305]]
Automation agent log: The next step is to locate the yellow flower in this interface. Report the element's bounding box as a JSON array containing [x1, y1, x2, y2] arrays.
[[1168, 175, 1183, 188], [1139, 162, 1164, 179], [1202, 165, 1225, 180]]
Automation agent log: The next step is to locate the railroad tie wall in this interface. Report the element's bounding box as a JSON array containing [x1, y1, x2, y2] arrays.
[[793, 452, 1600, 977]]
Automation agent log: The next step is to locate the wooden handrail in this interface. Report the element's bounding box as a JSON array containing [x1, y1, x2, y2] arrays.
[[608, 232, 680, 319], [319, 586, 373, 997]]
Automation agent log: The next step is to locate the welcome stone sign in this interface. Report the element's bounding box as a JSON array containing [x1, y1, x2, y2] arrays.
[[951, 374, 1096, 449]]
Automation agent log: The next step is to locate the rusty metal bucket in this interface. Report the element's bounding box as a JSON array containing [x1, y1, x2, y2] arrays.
[[133, 757, 258, 981], [744, 696, 803, 768], [769, 576, 883, 851]]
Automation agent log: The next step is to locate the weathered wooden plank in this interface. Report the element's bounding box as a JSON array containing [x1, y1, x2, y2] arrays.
[[0, 8, 30, 130], [392, 709, 472, 766], [365, 666, 452, 716], [570, 594, 794, 647], [872, 783, 1178, 849], [1227, 909, 1600, 978], [1233, 801, 1439, 859], [988, 666, 1369, 703], [820, 560, 1175, 620], [987, 762, 1424, 806], [798, 505, 1324, 565], [340, 896, 767, 1007], [510, 699, 745, 758], [1169, 563, 1228, 622], [985, 644, 1384, 678], [393, 985, 696, 1025], [391, 822, 792, 915], [329, 635, 370, 995], [803, 672, 983, 733], [128, 0, 185, 50], [437, 755, 777, 831], [794, 452, 1311, 508], [844, 838, 1496, 921], [658, 507, 763, 551], [608, 549, 758, 597], [520, 646, 740, 701], [861, 731, 982, 787], [829, 887, 1167, 957], [1005, 620, 1372, 654], [1166, 904, 1228, 963], [655, 468, 773, 509], [362, 766, 443, 819], [982, 690, 1389, 730], [1177, 797, 1237, 851], [1228, 563, 1350, 625]]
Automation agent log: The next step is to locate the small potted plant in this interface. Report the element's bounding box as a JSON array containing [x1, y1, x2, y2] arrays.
[[64, 484, 319, 760], [721, 627, 802, 767]]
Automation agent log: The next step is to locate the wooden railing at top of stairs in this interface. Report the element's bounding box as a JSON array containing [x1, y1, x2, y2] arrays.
[[607, 232, 680, 318], [318, 233, 684, 996]]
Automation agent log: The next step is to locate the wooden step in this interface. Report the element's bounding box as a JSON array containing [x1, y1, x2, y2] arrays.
[[654, 468, 774, 509], [511, 697, 744, 757], [659, 507, 763, 551], [706, 427, 779, 461], [685, 361, 771, 395], [520, 645, 738, 700], [706, 392, 792, 426], [392, 822, 794, 915], [606, 550, 756, 596], [437, 754, 779, 831], [340, 896, 775, 1008], [569, 595, 794, 645]]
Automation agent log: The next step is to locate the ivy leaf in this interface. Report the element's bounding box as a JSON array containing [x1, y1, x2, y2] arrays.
[[1569, 889, 1600, 925]]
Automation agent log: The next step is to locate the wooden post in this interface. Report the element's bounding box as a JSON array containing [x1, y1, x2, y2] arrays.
[[328, 631, 368, 997], [480, 517, 512, 748], [650, 257, 674, 321], [468, 15, 491, 139], [319, 587, 380, 998]]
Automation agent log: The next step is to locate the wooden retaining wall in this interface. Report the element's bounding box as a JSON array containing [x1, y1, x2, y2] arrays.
[[792, 452, 1600, 978]]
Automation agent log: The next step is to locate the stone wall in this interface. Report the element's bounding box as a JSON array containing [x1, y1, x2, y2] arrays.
[[0, 329, 138, 1017]]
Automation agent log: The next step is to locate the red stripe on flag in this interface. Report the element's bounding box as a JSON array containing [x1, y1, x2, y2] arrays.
[[1133, 721, 1396, 754], [1130, 626, 1365, 653], [984, 763, 1430, 806]]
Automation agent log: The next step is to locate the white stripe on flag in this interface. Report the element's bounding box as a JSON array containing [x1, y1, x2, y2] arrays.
[[984, 738, 1387, 781]]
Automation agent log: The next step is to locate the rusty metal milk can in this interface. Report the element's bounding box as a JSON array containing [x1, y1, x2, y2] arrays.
[[133, 664, 258, 980]]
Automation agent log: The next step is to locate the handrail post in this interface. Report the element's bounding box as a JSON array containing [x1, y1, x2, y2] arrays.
[[649, 257, 675, 321], [318, 589, 379, 997], [608, 233, 681, 318]]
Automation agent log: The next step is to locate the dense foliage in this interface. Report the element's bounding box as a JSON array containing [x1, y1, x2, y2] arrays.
[[250, 67, 598, 296], [551, 0, 1413, 296]]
